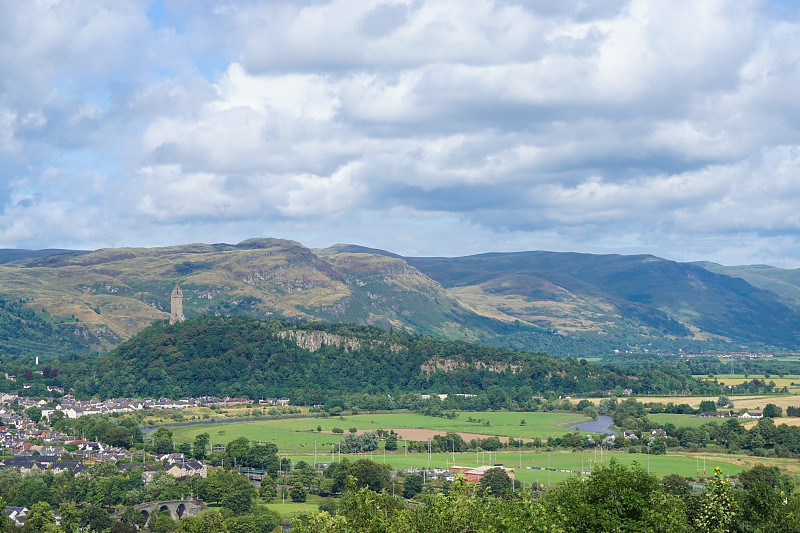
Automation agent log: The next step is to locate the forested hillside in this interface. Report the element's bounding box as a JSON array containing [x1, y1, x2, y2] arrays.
[[44, 316, 718, 401], [0, 295, 93, 357]]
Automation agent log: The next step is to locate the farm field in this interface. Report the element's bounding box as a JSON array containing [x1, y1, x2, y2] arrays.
[[693, 374, 800, 387], [281, 450, 749, 485], [584, 395, 800, 411], [169, 411, 591, 451], [646, 413, 728, 428]]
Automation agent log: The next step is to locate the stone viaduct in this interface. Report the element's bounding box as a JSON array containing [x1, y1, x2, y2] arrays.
[[134, 499, 207, 522]]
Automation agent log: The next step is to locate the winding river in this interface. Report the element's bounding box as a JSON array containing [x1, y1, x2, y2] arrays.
[[567, 414, 619, 434]]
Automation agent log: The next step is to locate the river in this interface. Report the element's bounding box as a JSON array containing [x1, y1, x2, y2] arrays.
[[567, 415, 619, 434]]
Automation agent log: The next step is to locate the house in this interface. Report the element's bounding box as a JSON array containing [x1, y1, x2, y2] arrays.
[[699, 412, 727, 418], [738, 412, 763, 419], [4, 507, 27, 527], [166, 461, 208, 479]]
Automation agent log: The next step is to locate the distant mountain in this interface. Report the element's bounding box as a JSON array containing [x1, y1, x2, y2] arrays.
[[0, 238, 798, 358], [0, 249, 86, 264], [408, 252, 800, 348], [693, 262, 800, 308]]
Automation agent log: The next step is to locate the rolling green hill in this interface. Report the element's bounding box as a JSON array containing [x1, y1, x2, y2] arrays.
[[1, 239, 798, 358], [46, 315, 715, 400]]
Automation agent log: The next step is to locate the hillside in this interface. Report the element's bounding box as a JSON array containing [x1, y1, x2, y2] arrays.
[[0, 239, 799, 358], [0, 295, 92, 357], [694, 261, 800, 308], [43, 315, 715, 400], [0, 239, 486, 349], [408, 252, 800, 348], [0, 249, 85, 265]]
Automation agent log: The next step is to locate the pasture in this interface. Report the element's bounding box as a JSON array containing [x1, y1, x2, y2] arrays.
[[169, 411, 591, 451]]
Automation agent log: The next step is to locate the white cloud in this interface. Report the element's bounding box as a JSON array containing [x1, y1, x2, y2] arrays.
[[1, 0, 800, 267]]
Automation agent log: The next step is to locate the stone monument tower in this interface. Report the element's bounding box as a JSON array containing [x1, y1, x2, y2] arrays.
[[170, 284, 185, 324]]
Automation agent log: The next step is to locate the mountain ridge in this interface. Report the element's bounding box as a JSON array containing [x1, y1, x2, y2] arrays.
[[1, 239, 799, 357]]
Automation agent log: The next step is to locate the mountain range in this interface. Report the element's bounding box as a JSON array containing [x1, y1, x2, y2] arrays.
[[0, 238, 798, 357]]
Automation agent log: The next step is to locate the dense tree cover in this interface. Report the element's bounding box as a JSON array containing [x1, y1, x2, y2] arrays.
[[0, 296, 91, 358], [0, 463, 278, 532], [292, 461, 800, 533], [42, 316, 719, 401], [52, 414, 144, 450]]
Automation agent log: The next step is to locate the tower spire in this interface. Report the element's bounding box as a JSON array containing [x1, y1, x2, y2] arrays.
[[170, 284, 185, 324]]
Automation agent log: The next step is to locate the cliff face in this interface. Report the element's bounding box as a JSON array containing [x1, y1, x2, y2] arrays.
[[278, 329, 403, 353], [278, 330, 363, 352]]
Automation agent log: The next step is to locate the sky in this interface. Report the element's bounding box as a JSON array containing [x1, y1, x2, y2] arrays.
[[1, 0, 800, 266]]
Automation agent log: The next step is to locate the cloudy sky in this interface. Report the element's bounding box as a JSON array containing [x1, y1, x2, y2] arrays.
[[1, 0, 800, 266]]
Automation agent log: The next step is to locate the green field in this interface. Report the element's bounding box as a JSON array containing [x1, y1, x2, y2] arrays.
[[263, 495, 325, 518], [279, 450, 748, 486], [166, 411, 758, 484], [647, 413, 733, 428], [169, 411, 591, 451], [694, 374, 800, 387]]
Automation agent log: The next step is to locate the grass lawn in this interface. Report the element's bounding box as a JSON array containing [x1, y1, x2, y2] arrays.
[[263, 494, 324, 518], [169, 411, 591, 452]]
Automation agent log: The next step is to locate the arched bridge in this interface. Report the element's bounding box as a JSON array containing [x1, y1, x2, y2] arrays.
[[135, 499, 207, 522]]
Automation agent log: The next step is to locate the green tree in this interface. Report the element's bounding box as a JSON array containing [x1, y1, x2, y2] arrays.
[[699, 400, 717, 413], [384, 433, 398, 451], [259, 474, 277, 502], [58, 503, 81, 533], [544, 460, 688, 532], [193, 433, 210, 460], [23, 501, 55, 531], [347, 459, 390, 493], [661, 474, 691, 501], [110, 522, 137, 533], [476, 468, 512, 497], [692, 467, 737, 533], [102, 426, 132, 448], [762, 403, 782, 418], [81, 505, 113, 532], [26, 406, 43, 424], [403, 473, 423, 499], [154, 437, 174, 455], [290, 482, 307, 503], [650, 436, 667, 455], [224, 515, 258, 533], [225, 436, 250, 467], [150, 510, 177, 532], [120, 506, 146, 529], [151, 427, 173, 441]]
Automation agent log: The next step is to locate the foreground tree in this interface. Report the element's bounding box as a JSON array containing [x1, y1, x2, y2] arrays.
[[543, 460, 689, 532], [692, 467, 737, 533]]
